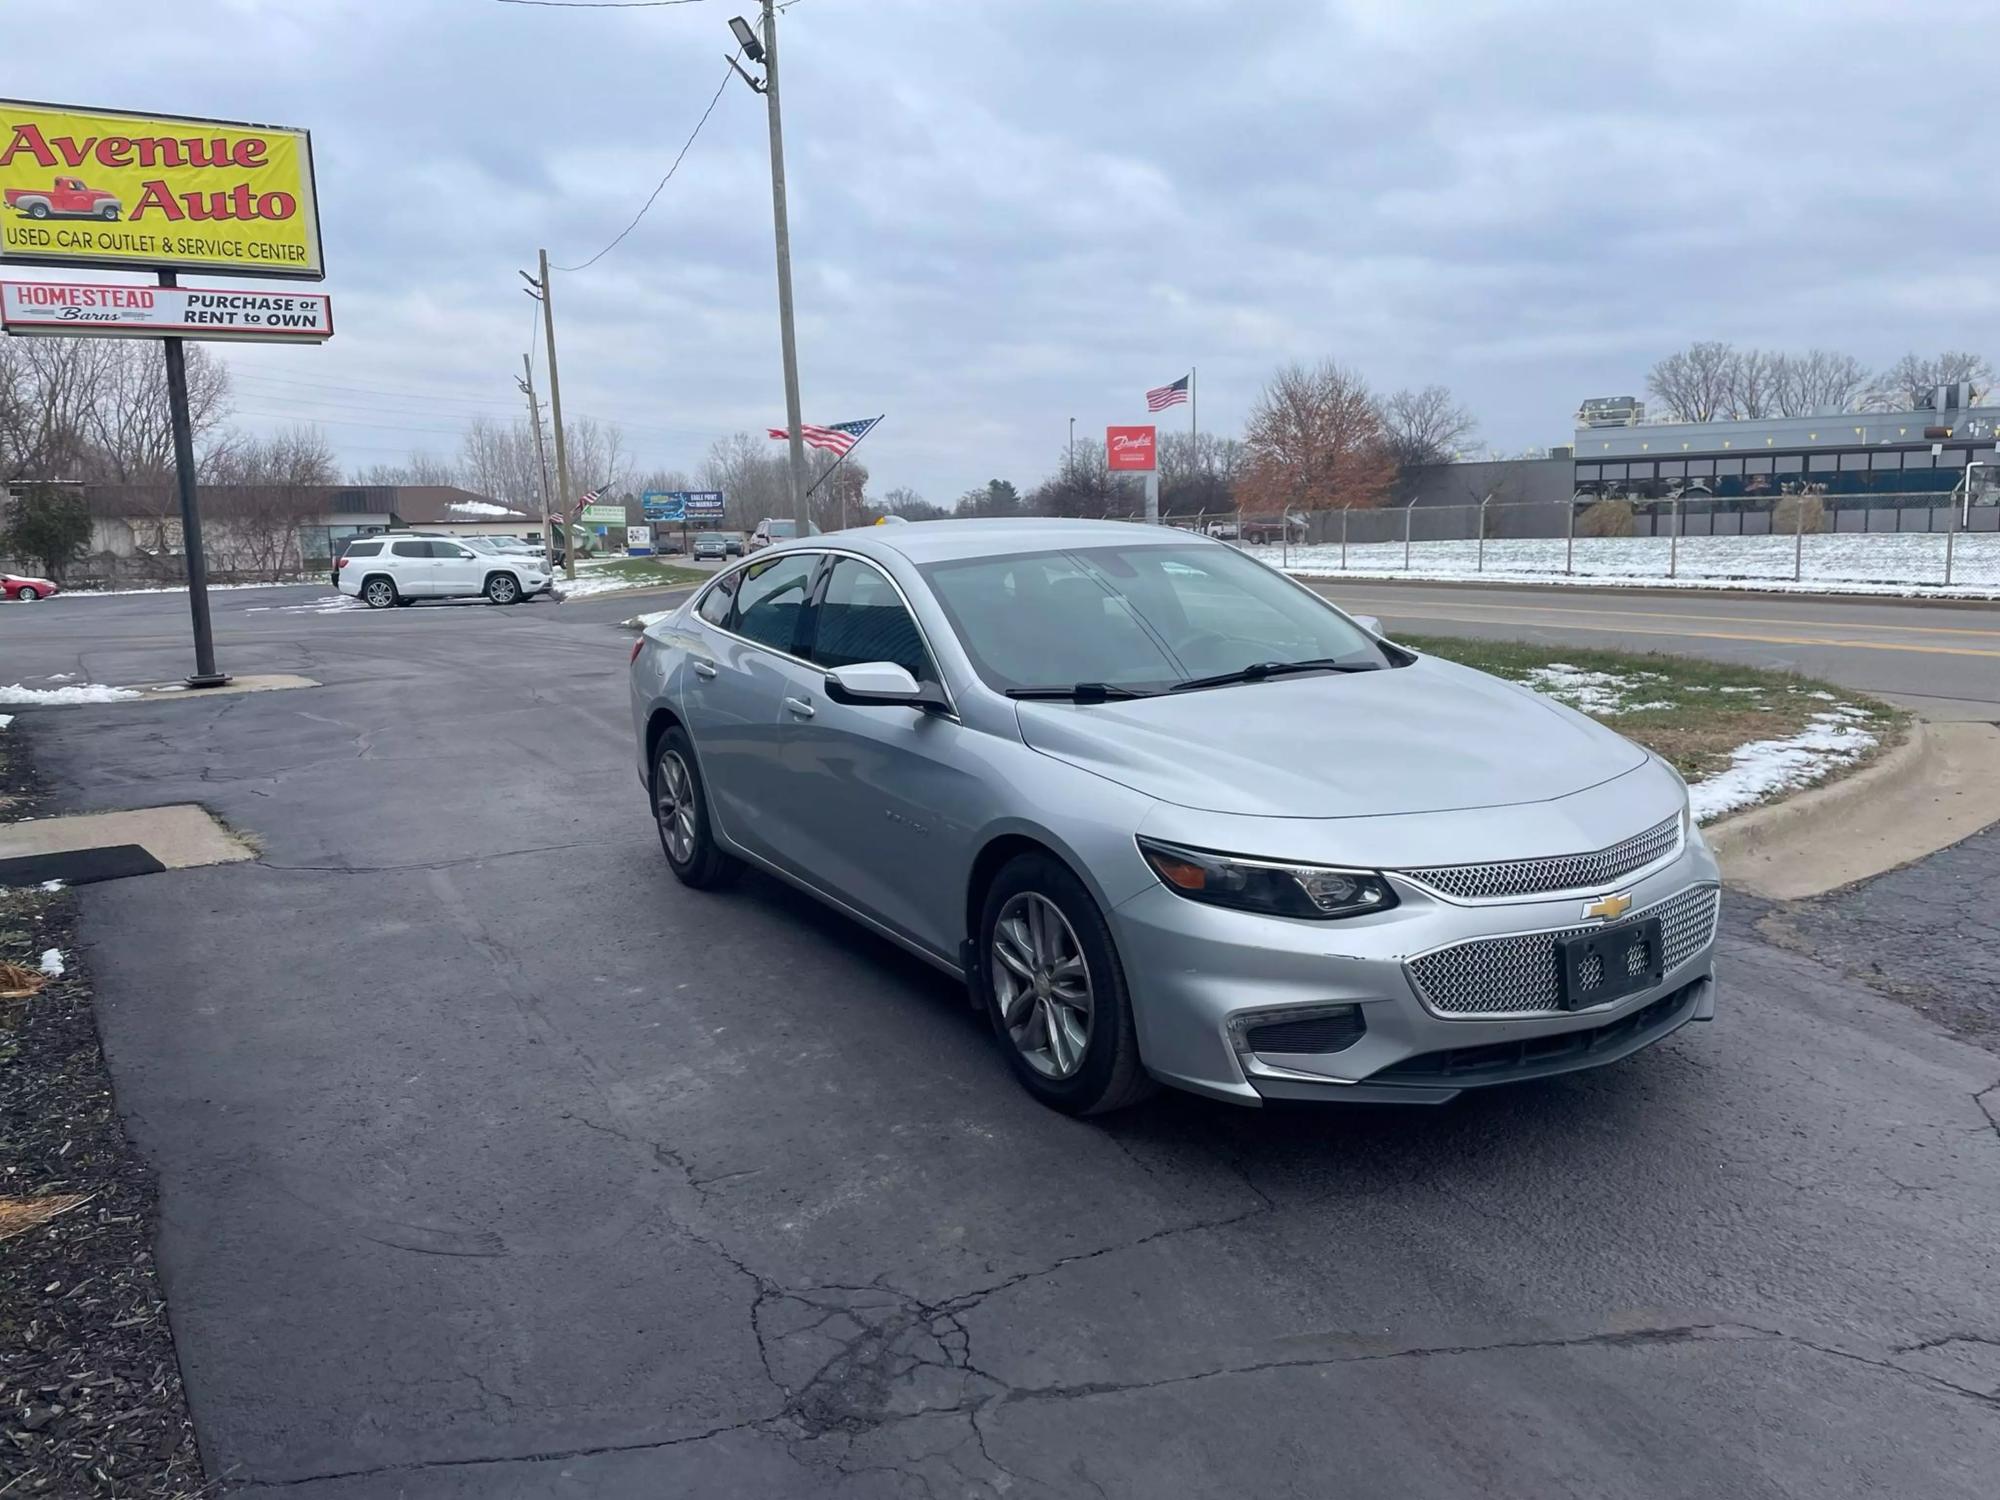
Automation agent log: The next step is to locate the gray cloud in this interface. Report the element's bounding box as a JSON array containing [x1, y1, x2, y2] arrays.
[[8, 0, 1989, 498]]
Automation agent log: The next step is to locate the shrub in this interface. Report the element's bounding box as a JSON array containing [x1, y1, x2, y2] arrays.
[[1773, 494, 1825, 534], [1579, 498, 1635, 537]]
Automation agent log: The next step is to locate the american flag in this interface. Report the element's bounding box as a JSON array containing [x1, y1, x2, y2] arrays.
[[570, 486, 601, 517], [767, 416, 881, 456], [1146, 374, 1191, 412]]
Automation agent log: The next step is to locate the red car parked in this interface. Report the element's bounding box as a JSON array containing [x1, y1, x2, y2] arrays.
[[2, 573, 59, 601]]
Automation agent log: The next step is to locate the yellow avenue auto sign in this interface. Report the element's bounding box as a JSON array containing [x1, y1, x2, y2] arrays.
[[0, 100, 322, 280]]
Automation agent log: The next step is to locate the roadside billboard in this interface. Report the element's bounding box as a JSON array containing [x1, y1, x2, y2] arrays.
[[0, 99, 323, 280], [1, 279, 331, 341], [644, 490, 724, 521], [1107, 425, 1156, 471]]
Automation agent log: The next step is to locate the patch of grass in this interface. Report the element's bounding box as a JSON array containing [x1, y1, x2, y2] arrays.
[[1398, 633, 1906, 784], [573, 557, 710, 589]]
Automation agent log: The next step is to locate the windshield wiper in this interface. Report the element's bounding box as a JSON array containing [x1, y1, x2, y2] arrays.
[[1006, 683, 1156, 704], [1170, 658, 1380, 693]]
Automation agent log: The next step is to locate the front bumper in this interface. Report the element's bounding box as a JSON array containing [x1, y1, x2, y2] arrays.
[[1110, 834, 1721, 1106]]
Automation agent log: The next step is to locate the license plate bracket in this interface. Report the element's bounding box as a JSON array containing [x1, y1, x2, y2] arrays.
[[1556, 917, 1664, 1011]]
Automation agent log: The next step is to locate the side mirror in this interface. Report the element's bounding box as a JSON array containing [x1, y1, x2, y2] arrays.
[[1352, 614, 1384, 637], [824, 661, 946, 711]]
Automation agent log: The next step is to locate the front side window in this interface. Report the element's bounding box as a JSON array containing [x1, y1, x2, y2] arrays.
[[921, 542, 1388, 695], [430, 540, 474, 559], [810, 558, 934, 682], [729, 552, 817, 653]]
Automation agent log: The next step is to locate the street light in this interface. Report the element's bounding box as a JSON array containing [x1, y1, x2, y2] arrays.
[[728, 14, 764, 62], [728, 2, 809, 534]]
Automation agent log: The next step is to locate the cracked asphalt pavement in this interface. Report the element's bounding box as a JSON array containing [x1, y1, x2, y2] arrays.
[[5, 584, 1999, 1496]]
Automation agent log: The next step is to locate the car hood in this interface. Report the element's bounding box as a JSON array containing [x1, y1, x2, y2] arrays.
[[1012, 655, 1648, 818]]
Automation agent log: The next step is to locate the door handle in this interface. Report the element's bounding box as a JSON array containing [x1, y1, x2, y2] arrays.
[[692, 659, 718, 679], [783, 696, 816, 719]]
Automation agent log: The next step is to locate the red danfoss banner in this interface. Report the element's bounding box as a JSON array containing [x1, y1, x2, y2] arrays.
[[1106, 425, 1156, 471]]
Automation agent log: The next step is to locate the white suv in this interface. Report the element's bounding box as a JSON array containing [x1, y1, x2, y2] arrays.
[[336, 536, 552, 608]]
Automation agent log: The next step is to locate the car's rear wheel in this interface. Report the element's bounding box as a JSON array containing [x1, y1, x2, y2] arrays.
[[361, 576, 397, 609], [485, 573, 520, 605], [26, 203, 49, 220], [977, 853, 1155, 1115], [16, 586, 39, 601], [653, 726, 739, 889]]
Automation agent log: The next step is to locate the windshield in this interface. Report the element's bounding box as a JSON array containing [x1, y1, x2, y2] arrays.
[[765, 521, 798, 538], [920, 542, 1391, 695], [697, 532, 724, 544]]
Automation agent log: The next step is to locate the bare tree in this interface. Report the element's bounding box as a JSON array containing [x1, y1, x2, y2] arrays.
[[1646, 341, 1738, 422], [701, 431, 792, 530], [206, 424, 337, 486], [564, 416, 629, 502], [1771, 349, 1871, 416], [354, 451, 459, 487], [1238, 359, 1394, 516], [1728, 349, 1779, 419], [0, 339, 229, 483], [1379, 385, 1480, 470], [880, 485, 944, 520], [1871, 351, 1995, 410]]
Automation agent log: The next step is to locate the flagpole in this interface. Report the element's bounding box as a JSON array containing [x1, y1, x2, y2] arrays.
[[801, 414, 887, 516], [1190, 365, 1198, 482]]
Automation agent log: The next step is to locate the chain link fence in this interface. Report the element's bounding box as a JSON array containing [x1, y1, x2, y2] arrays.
[[1201, 492, 2000, 591]]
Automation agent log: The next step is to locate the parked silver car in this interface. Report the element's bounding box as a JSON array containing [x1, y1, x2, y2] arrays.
[[629, 519, 1719, 1114]]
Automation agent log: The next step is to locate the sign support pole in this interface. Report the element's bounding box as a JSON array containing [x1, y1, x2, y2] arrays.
[[159, 270, 226, 688], [537, 248, 575, 582]]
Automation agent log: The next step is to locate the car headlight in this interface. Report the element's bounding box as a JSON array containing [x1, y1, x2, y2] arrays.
[[1137, 838, 1398, 920]]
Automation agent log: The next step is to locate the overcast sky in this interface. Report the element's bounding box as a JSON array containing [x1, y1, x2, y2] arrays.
[[11, 0, 1992, 502]]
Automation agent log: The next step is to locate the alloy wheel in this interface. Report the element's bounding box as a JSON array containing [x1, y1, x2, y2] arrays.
[[655, 750, 698, 865], [991, 892, 1094, 1079], [364, 579, 393, 608]]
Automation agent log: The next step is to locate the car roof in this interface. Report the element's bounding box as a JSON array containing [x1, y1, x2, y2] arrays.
[[781, 516, 1212, 567]]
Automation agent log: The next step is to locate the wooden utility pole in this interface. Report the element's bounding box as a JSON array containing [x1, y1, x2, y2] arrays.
[[760, 0, 809, 534], [536, 247, 576, 581], [518, 352, 554, 556]]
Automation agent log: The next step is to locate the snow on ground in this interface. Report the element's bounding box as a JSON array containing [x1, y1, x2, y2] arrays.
[[0, 713, 11, 730], [1688, 707, 1880, 823], [0, 682, 143, 705], [49, 580, 302, 596], [1250, 530, 2000, 597], [242, 594, 366, 616], [39, 880, 64, 892], [39, 948, 65, 977], [1519, 663, 1674, 716]]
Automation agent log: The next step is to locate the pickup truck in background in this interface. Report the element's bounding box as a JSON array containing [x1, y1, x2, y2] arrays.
[[5, 176, 122, 221]]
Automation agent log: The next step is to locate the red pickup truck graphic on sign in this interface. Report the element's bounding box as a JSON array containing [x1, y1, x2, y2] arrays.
[[6, 176, 122, 222]]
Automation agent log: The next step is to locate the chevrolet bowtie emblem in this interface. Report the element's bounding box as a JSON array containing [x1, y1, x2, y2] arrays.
[[1583, 892, 1633, 922]]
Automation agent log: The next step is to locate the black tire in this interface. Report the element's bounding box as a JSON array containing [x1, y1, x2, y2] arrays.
[[361, 575, 398, 609], [975, 853, 1155, 1116], [652, 726, 740, 889], [485, 572, 521, 605]]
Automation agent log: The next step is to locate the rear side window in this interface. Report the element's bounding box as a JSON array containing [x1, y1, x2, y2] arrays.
[[391, 540, 429, 558], [697, 572, 738, 626], [730, 552, 817, 654], [810, 558, 933, 682], [344, 540, 382, 558]]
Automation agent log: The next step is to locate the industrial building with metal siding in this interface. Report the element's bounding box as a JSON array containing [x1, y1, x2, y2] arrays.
[[1571, 387, 2000, 499]]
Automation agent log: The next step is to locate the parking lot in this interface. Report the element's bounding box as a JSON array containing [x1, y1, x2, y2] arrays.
[[5, 585, 1999, 1496]]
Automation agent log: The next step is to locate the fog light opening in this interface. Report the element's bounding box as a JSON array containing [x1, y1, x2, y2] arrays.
[[1230, 1003, 1368, 1059]]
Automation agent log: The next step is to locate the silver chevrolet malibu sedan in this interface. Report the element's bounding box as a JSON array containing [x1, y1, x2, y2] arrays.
[[629, 518, 1720, 1114]]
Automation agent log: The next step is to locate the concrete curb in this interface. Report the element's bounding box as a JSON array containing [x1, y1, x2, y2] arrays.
[[1707, 718, 2000, 899]]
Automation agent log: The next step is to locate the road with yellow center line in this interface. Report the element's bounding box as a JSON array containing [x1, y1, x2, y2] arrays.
[[1298, 580, 2000, 718]]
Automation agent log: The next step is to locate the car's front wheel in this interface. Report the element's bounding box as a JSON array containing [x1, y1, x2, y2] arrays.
[[485, 573, 520, 605], [15, 586, 39, 601], [361, 576, 398, 609], [653, 726, 739, 889], [977, 853, 1155, 1115]]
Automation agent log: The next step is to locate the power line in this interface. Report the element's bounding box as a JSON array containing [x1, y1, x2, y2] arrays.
[[495, 1, 710, 10], [553, 55, 737, 272]]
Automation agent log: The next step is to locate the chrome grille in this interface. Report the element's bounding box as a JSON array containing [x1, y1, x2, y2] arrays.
[[1402, 813, 1682, 901], [1406, 884, 1719, 1018]]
